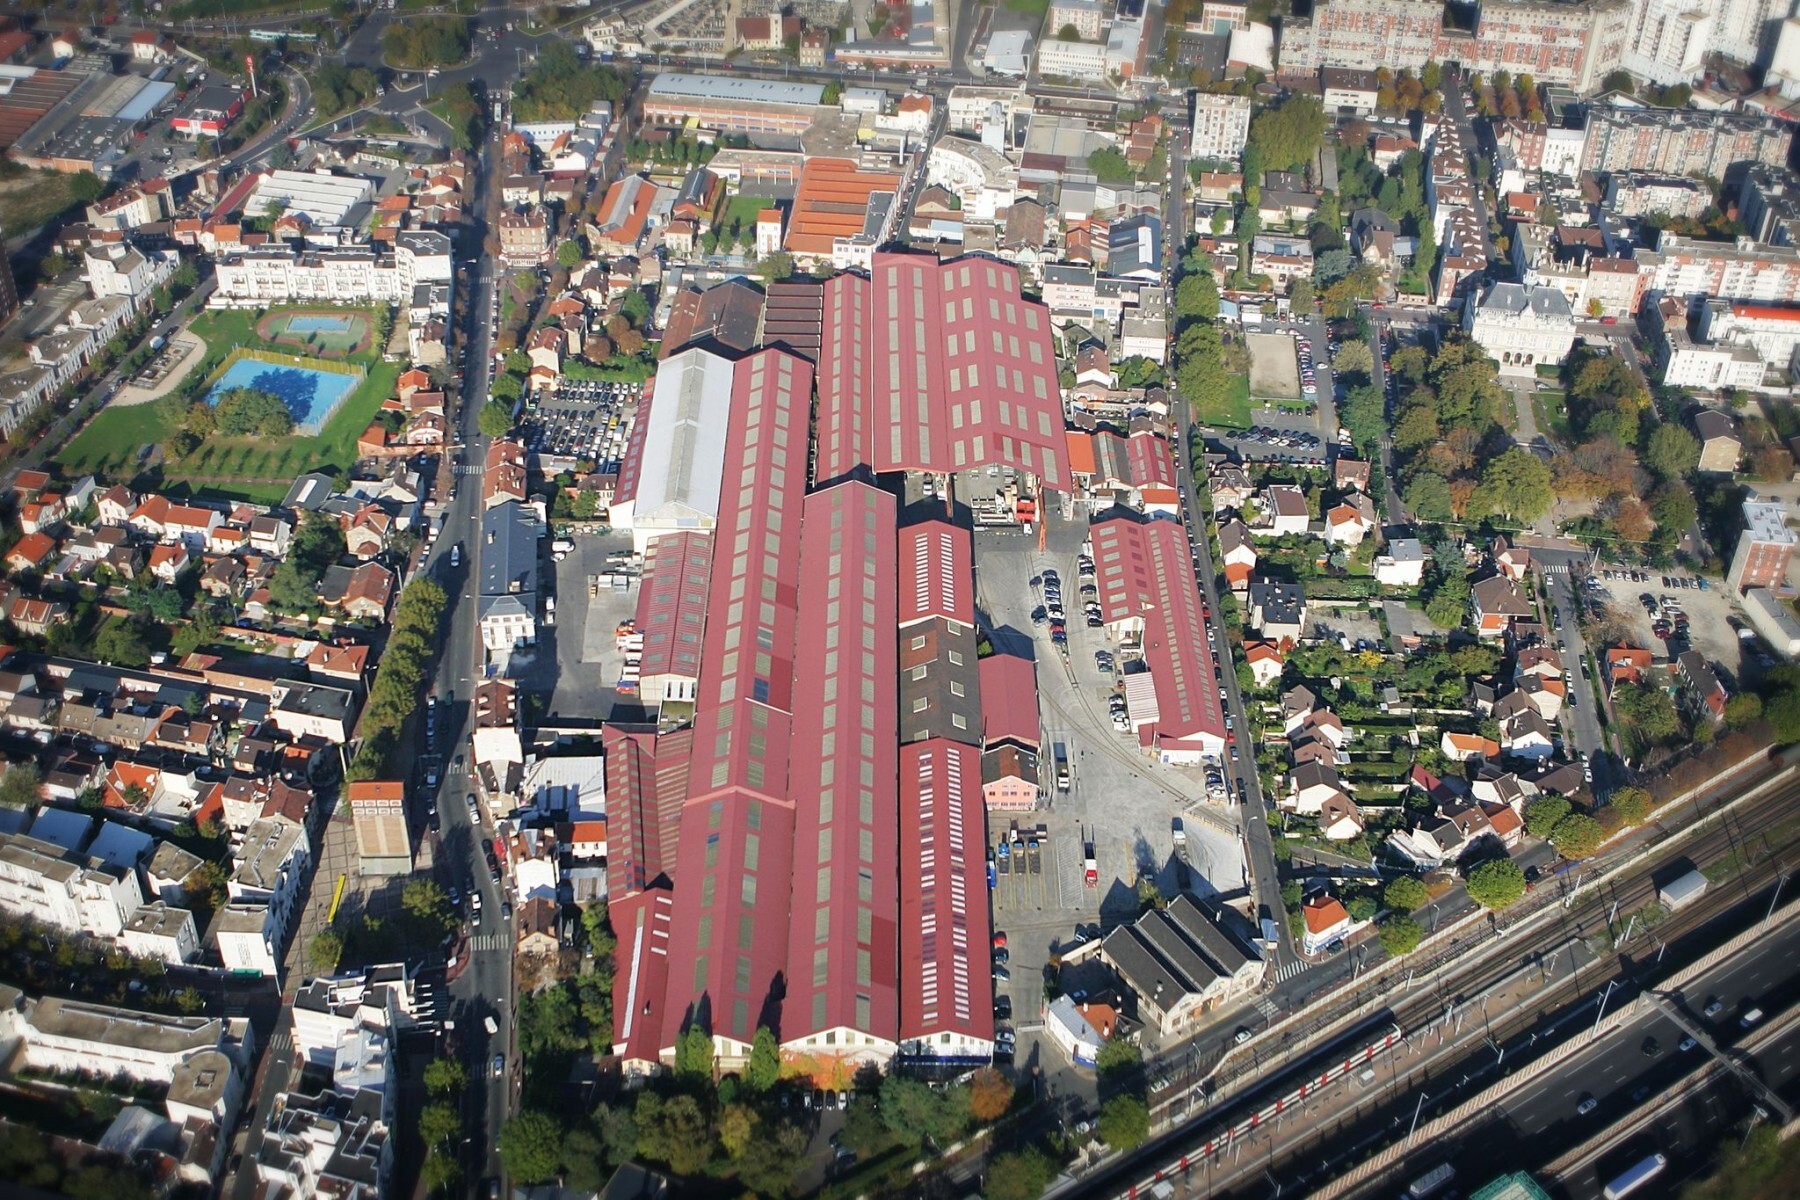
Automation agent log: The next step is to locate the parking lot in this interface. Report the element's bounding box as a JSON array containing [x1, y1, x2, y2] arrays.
[[1214, 316, 1339, 463], [1585, 566, 1753, 683], [520, 381, 638, 470], [968, 509, 1248, 1075], [511, 530, 644, 724]]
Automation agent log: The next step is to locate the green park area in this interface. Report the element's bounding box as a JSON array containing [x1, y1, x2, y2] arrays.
[[55, 306, 398, 506], [1193, 374, 1253, 429]]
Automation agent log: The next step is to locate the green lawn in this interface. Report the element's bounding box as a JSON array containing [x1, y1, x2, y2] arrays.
[[0, 164, 95, 239], [721, 193, 776, 232], [57, 305, 397, 504], [1194, 375, 1253, 430]]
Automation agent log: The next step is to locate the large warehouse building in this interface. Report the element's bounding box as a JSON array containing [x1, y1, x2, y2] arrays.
[[604, 253, 1065, 1075]]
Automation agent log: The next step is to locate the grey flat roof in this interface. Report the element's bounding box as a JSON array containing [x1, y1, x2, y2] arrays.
[[646, 73, 825, 107]]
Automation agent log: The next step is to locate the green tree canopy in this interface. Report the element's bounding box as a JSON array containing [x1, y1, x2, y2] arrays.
[[1609, 786, 1653, 825], [478, 400, 515, 439], [1643, 423, 1700, 480], [1250, 94, 1327, 171], [1098, 1095, 1150, 1152], [498, 1111, 564, 1183], [556, 239, 585, 270], [1378, 915, 1425, 957], [0, 763, 43, 809], [213, 388, 296, 436], [1086, 146, 1134, 183], [381, 16, 471, 69], [309, 929, 344, 972], [1095, 1037, 1142, 1081], [634, 1093, 713, 1176], [511, 40, 630, 122], [1524, 795, 1571, 839], [1470, 448, 1554, 524], [1384, 875, 1430, 913], [1551, 813, 1605, 859], [1466, 858, 1527, 910], [986, 1147, 1057, 1200], [744, 1025, 780, 1092]]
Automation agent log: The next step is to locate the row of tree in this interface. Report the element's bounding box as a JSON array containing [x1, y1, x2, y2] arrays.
[[347, 577, 448, 780]]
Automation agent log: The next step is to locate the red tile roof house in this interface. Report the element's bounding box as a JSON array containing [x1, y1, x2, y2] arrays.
[[1301, 894, 1354, 955], [5, 532, 57, 577]]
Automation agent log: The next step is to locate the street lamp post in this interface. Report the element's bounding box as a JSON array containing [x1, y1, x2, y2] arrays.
[[1406, 1091, 1431, 1146], [1593, 980, 1619, 1037]]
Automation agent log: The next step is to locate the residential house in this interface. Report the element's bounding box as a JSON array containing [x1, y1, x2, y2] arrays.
[[1259, 484, 1309, 537], [1324, 495, 1376, 547], [1300, 894, 1353, 955], [1374, 537, 1426, 587], [1217, 519, 1257, 593], [1472, 574, 1532, 638], [1247, 577, 1305, 642], [1677, 650, 1729, 724], [1243, 640, 1284, 688], [1500, 709, 1557, 761], [1693, 409, 1742, 474], [1492, 535, 1531, 583], [1441, 731, 1501, 763]]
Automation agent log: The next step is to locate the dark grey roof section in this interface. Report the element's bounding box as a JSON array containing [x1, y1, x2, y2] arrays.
[[481, 500, 539, 599]]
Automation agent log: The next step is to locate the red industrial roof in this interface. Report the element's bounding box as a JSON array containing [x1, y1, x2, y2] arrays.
[[786, 157, 902, 257], [1124, 431, 1177, 490], [1065, 431, 1097, 476], [784, 480, 901, 1048], [609, 887, 677, 1069], [601, 726, 692, 899], [978, 652, 1040, 748], [662, 348, 814, 1050], [816, 252, 1066, 487], [632, 532, 713, 686], [897, 520, 973, 628], [1090, 512, 1226, 751], [898, 738, 994, 1048]]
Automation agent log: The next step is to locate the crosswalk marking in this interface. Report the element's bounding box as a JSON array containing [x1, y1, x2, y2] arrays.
[[1257, 997, 1280, 1019], [268, 1032, 291, 1053], [456, 464, 483, 476], [469, 933, 512, 952], [1273, 959, 1310, 984]]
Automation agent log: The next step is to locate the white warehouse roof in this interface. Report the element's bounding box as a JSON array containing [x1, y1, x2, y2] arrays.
[[646, 72, 825, 106], [244, 169, 375, 226], [632, 347, 735, 528]]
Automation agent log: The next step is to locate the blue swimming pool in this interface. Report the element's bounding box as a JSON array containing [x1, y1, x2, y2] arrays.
[[205, 357, 358, 435], [284, 314, 356, 334]]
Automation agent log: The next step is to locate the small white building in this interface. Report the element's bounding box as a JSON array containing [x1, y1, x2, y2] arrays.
[[1374, 538, 1426, 587], [119, 901, 200, 964], [1043, 994, 1108, 1066]]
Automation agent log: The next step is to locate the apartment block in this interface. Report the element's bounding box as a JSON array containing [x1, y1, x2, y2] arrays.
[[1579, 107, 1791, 179], [1727, 498, 1798, 593], [1279, 0, 1632, 92], [1189, 92, 1251, 161]]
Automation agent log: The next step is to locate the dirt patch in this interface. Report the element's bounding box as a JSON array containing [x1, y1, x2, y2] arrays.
[[116, 334, 207, 407], [1247, 331, 1301, 401]]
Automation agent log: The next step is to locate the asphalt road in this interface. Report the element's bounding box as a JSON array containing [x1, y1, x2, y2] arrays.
[[1158, 114, 1294, 970], [413, 93, 514, 1195], [1541, 565, 1613, 792], [1364, 893, 1800, 1200]]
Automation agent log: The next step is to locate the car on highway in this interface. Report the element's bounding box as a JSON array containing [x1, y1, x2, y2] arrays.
[[1704, 999, 1725, 1018], [1576, 1095, 1598, 1115], [492, 1054, 505, 1078]]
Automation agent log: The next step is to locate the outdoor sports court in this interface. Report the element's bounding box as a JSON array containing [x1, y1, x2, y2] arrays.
[[256, 309, 373, 356]]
